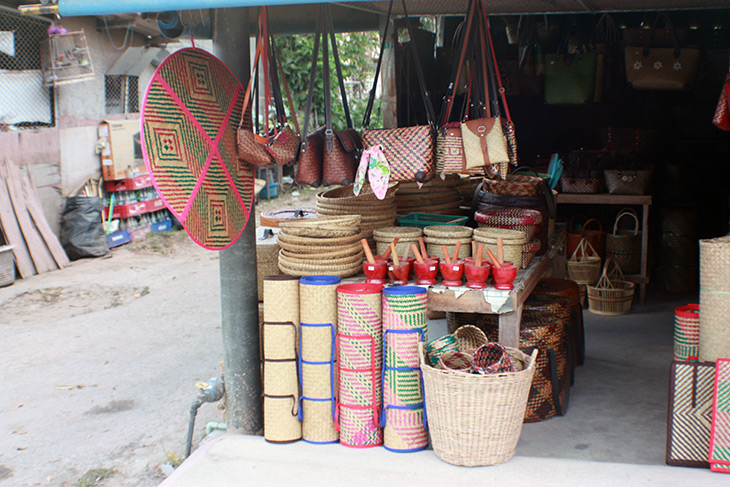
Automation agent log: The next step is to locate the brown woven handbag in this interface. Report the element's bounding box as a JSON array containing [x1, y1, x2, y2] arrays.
[[296, 127, 324, 187], [361, 0, 437, 183]]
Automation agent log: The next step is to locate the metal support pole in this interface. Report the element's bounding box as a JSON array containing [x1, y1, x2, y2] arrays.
[[214, 7, 263, 435]]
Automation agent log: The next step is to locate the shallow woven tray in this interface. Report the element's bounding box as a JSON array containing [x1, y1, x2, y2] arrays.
[[373, 226, 423, 239], [260, 208, 316, 228], [279, 215, 361, 238], [424, 225, 473, 239], [279, 258, 363, 278], [317, 181, 399, 204], [278, 240, 362, 255], [278, 249, 364, 266], [277, 231, 365, 247]]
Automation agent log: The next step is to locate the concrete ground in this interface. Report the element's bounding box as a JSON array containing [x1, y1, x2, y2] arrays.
[[160, 292, 722, 487]]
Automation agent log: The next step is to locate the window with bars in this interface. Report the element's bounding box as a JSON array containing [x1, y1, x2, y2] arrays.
[[105, 74, 139, 115], [0, 9, 53, 129]]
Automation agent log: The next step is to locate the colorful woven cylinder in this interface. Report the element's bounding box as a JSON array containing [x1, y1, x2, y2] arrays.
[[262, 276, 301, 443], [709, 359, 730, 472], [674, 304, 700, 361], [382, 286, 429, 452], [699, 237, 730, 362], [336, 283, 383, 448], [299, 275, 341, 444]]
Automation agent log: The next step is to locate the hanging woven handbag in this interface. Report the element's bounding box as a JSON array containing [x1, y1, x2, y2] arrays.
[[604, 168, 652, 195], [361, 0, 437, 183], [265, 32, 301, 166]]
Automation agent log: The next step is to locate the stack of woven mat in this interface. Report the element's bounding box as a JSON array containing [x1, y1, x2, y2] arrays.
[[395, 175, 465, 217], [277, 216, 364, 277], [315, 183, 399, 242]]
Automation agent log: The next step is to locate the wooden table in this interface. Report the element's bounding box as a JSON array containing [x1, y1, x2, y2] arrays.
[[556, 193, 651, 304], [428, 255, 552, 349]]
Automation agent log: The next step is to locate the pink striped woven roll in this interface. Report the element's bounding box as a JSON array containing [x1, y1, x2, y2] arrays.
[[336, 283, 383, 448], [382, 286, 429, 452]]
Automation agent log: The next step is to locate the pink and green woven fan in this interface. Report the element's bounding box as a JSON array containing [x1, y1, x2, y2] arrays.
[[141, 48, 254, 250]]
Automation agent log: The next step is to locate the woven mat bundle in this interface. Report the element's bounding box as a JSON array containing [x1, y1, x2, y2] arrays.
[[277, 215, 365, 277], [315, 183, 399, 240], [395, 176, 465, 217]]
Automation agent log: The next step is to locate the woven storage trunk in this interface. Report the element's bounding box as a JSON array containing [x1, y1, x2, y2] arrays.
[[477, 295, 572, 423], [474, 208, 543, 242], [605, 210, 641, 275], [299, 275, 341, 444], [420, 344, 537, 466], [587, 259, 635, 316], [336, 283, 383, 448], [0, 245, 15, 287], [382, 286, 429, 452], [674, 304, 700, 361], [315, 182, 399, 239], [262, 321, 301, 443], [373, 226, 422, 257], [699, 236, 730, 362], [257, 233, 281, 302], [521, 238, 541, 269], [472, 227, 526, 269], [531, 278, 585, 366]]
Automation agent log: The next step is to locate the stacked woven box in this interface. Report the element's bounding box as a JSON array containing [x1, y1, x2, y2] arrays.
[[423, 225, 473, 260], [315, 182, 399, 241], [373, 226, 423, 257], [394, 176, 464, 217], [474, 211, 540, 268], [277, 216, 364, 278], [472, 227, 527, 268]]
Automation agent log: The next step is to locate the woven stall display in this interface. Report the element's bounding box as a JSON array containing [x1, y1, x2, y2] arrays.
[[709, 359, 730, 472], [336, 283, 383, 448], [420, 344, 537, 466], [666, 360, 715, 467], [674, 304, 700, 361], [299, 275, 341, 443], [699, 237, 730, 362], [141, 48, 254, 250], [381, 286, 429, 452], [531, 278, 585, 366], [373, 226, 422, 257], [262, 275, 301, 443]]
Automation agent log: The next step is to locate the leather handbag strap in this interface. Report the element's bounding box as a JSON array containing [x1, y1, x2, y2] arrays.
[[322, 10, 333, 149], [440, 0, 477, 126], [272, 37, 300, 134], [326, 6, 354, 130], [298, 6, 324, 157], [362, 0, 394, 128], [479, 1, 512, 124]]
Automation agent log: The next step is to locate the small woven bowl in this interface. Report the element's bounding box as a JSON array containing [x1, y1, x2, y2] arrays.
[[453, 325, 488, 354]]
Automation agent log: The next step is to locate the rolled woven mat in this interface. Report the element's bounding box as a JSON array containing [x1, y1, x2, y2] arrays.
[[260, 208, 316, 228], [700, 236, 730, 362], [373, 226, 422, 256], [423, 225, 473, 239], [674, 304, 700, 361], [299, 275, 341, 443], [337, 283, 384, 448], [263, 275, 300, 323], [257, 234, 281, 302], [262, 322, 300, 443], [382, 286, 429, 452]]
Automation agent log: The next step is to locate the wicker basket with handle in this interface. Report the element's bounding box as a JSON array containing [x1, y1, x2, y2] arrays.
[[587, 258, 636, 316], [567, 238, 602, 285], [605, 209, 641, 275]]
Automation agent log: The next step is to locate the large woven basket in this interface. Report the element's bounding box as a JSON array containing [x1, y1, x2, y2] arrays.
[[605, 210, 641, 275], [521, 238, 541, 269], [587, 259, 636, 316], [420, 344, 538, 466]]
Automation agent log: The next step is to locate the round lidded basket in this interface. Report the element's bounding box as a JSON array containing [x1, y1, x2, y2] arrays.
[[373, 226, 423, 256], [423, 225, 473, 239], [474, 208, 543, 242], [473, 227, 526, 268], [424, 237, 472, 260]]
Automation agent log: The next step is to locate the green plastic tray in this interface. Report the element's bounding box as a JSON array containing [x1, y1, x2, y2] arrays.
[[397, 213, 469, 230]]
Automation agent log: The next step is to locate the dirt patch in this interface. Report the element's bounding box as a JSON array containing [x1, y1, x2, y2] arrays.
[[126, 230, 190, 255], [0, 466, 13, 481], [85, 400, 136, 415], [1, 285, 150, 324]]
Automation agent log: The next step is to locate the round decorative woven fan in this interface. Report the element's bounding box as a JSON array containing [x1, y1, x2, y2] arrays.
[[141, 48, 253, 250]]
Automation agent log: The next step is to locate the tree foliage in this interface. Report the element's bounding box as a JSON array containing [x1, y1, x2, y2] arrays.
[[275, 31, 382, 131]]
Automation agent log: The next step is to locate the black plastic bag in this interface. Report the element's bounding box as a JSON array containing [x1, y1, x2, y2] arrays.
[[60, 196, 109, 260]]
